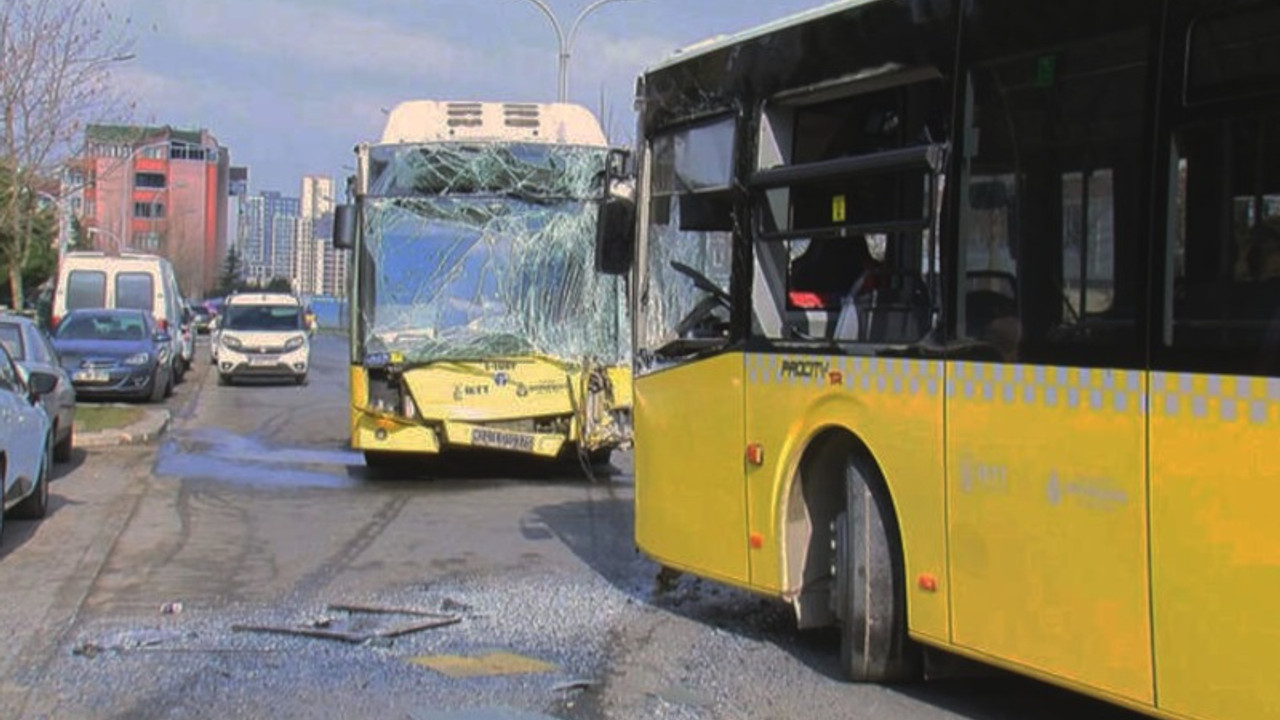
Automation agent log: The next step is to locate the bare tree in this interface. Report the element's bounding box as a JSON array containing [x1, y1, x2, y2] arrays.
[[0, 0, 134, 308]]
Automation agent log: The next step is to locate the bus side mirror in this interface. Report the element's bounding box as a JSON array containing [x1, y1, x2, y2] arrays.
[[333, 204, 356, 250], [596, 195, 635, 275]]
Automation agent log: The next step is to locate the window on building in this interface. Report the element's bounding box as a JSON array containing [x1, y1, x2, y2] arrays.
[[134, 202, 165, 219], [135, 172, 166, 189], [169, 144, 207, 161], [134, 232, 162, 251]]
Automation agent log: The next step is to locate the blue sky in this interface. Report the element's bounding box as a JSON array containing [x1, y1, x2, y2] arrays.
[[103, 0, 828, 196]]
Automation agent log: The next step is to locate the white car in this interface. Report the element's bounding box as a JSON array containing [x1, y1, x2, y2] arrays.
[[214, 293, 310, 385], [0, 342, 55, 540]]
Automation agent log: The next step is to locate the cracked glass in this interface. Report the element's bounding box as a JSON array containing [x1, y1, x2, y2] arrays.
[[358, 143, 626, 365]]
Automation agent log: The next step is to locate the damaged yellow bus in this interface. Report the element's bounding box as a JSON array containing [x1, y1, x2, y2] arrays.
[[595, 0, 1280, 718], [334, 101, 631, 468]]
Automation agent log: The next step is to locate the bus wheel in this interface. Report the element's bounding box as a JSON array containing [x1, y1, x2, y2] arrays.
[[834, 454, 920, 683]]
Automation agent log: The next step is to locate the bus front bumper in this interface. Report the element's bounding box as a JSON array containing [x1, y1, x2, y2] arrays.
[[353, 412, 567, 458]]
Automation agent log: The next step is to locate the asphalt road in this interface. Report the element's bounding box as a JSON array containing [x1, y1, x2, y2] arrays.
[[0, 335, 1150, 720]]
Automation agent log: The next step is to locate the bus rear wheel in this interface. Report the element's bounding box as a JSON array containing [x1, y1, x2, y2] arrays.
[[834, 454, 920, 683]]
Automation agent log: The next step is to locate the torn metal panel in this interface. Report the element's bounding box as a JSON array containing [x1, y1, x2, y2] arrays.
[[359, 142, 627, 367]]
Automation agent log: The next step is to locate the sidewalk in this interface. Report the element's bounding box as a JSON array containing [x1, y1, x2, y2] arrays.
[[76, 406, 172, 448]]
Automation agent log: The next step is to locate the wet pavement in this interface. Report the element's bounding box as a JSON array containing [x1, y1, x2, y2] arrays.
[[0, 336, 1150, 719]]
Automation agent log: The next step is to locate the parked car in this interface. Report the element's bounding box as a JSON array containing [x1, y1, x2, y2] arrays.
[[0, 313, 76, 461], [189, 304, 214, 334], [214, 293, 310, 385], [0, 341, 56, 537], [52, 251, 189, 381], [51, 309, 175, 403]]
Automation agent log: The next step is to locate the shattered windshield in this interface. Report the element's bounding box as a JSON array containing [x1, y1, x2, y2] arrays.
[[637, 118, 735, 370], [359, 142, 626, 365]]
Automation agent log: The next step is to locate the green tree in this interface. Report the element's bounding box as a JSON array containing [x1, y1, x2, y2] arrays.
[[265, 276, 292, 293], [67, 216, 94, 252], [0, 0, 134, 309], [216, 246, 245, 296], [0, 164, 56, 308]]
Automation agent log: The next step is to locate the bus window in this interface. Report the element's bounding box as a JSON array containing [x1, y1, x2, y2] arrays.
[[959, 26, 1149, 366], [639, 118, 735, 362], [1166, 114, 1280, 375], [752, 80, 947, 345]]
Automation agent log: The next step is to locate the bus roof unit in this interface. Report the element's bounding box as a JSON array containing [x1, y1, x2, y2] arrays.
[[380, 101, 607, 146]]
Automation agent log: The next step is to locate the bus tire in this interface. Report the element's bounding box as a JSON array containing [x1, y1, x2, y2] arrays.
[[835, 453, 920, 683]]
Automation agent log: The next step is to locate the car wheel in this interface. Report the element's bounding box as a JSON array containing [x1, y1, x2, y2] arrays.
[[295, 374, 307, 386], [53, 422, 73, 462], [149, 368, 167, 403], [218, 373, 232, 386], [163, 368, 175, 398], [12, 438, 51, 520]]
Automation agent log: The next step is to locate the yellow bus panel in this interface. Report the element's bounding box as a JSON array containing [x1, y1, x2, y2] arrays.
[[1150, 373, 1280, 720], [947, 363, 1152, 704], [634, 354, 749, 587]]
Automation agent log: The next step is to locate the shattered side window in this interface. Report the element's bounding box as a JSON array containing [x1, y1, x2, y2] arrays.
[[359, 143, 625, 365], [638, 118, 735, 366]]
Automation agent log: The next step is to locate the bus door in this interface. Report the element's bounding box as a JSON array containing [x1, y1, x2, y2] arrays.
[[631, 120, 750, 586], [1148, 4, 1280, 717], [744, 78, 950, 628], [947, 25, 1155, 704]]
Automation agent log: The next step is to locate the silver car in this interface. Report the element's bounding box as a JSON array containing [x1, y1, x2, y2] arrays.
[[0, 313, 76, 461], [0, 341, 55, 538]]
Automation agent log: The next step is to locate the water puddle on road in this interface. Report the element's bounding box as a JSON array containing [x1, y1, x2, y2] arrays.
[[155, 427, 365, 489]]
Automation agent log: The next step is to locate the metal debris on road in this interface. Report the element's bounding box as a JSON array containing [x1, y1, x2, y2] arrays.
[[231, 604, 461, 644], [550, 678, 596, 693]]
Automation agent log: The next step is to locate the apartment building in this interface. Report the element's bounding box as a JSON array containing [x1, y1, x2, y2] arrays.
[[73, 125, 230, 297]]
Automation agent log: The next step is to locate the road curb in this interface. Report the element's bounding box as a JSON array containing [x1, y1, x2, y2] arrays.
[[77, 407, 172, 448]]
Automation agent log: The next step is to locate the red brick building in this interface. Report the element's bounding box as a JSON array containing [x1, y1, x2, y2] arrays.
[[70, 125, 230, 297]]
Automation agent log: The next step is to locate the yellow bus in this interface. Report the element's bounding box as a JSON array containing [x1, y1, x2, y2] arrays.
[[333, 101, 631, 468], [595, 1, 1280, 717]]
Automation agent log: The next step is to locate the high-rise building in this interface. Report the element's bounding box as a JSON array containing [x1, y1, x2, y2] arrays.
[[293, 175, 347, 298], [238, 190, 299, 287], [295, 176, 333, 295], [75, 125, 230, 297]]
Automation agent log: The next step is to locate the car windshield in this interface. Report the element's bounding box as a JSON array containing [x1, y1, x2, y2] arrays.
[[0, 323, 25, 361], [56, 314, 147, 341], [223, 305, 302, 331]]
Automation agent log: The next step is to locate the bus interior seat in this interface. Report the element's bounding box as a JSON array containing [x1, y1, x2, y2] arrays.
[[835, 272, 932, 344]]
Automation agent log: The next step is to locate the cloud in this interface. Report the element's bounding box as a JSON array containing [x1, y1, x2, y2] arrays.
[[156, 0, 476, 82]]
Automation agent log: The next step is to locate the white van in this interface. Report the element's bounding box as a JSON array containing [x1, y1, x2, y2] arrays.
[[213, 292, 310, 385], [52, 252, 190, 380]]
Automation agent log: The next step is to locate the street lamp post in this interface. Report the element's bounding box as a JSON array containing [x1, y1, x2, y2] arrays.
[[86, 226, 125, 252], [513, 0, 642, 102]]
